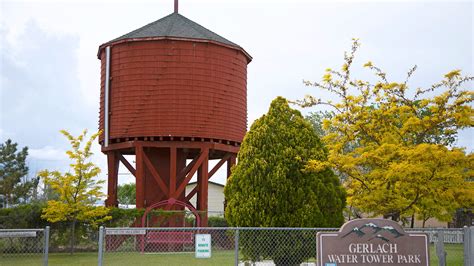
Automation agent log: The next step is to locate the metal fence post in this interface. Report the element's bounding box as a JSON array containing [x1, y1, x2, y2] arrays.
[[470, 226, 474, 266], [435, 231, 446, 266], [465, 226, 474, 266], [234, 228, 239, 266], [98, 226, 105, 266], [43, 226, 50, 266]]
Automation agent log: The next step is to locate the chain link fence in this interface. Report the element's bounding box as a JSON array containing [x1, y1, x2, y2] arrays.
[[98, 227, 340, 266], [0, 225, 471, 265], [406, 227, 464, 243], [406, 227, 470, 265], [0, 227, 49, 266], [236, 227, 340, 266], [99, 227, 236, 266], [98, 226, 474, 266]]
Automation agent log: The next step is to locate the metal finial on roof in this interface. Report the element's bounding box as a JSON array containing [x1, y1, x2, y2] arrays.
[[174, 0, 178, 13]]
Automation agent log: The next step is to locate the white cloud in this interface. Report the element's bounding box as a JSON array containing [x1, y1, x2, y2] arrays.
[[28, 146, 67, 161]]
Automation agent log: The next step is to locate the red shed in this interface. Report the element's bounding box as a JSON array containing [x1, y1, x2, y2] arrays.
[[98, 9, 251, 227]]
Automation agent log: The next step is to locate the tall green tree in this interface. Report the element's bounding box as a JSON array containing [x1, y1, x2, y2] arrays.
[[39, 130, 110, 254], [225, 97, 346, 265], [117, 183, 136, 205], [299, 39, 473, 224], [0, 139, 38, 207]]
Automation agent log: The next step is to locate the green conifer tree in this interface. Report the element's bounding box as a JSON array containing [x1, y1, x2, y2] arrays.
[[225, 97, 346, 265]]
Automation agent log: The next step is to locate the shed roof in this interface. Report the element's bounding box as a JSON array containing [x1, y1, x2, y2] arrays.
[[98, 12, 251, 61], [186, 181, 224, 188]]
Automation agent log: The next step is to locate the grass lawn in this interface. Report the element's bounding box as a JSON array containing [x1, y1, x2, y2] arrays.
[[0, 244, 464, 265], [0, 250, 235, 266], [429, 243, 464, 266], [104, 251, 234, 266]]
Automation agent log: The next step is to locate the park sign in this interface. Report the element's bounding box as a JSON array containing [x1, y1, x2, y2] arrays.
[[105, 228, 146, 235], [0, 231, 36, 238], [195, 234, 211, 258], [317, 219, 429, 266]]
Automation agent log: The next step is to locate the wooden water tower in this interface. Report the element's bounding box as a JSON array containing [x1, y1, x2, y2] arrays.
[[97, 3, 251, 226]]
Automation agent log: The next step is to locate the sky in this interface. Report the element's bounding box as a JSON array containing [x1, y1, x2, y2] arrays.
[[0, 0, 473, 192]]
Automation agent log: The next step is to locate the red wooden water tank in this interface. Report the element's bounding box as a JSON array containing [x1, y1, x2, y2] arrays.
[[98, 11, 251, 227], [98, 39, 249, 144]]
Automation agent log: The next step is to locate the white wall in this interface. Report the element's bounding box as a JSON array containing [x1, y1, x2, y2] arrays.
[[185, 182, 224, 216]]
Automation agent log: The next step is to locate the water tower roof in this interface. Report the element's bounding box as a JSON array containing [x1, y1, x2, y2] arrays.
[[99, 12, 251, 61]]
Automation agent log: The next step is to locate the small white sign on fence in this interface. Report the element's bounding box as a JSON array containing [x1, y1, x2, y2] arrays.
[[0, 231, 36, 238], [195, 234, 211, 258], [106, 229, 146, 235]]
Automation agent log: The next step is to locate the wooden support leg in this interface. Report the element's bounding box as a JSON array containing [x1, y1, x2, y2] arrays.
[[105, 151, 119, 207], [227, 154, 236, 178], [224, 154, 236, 213], [170, 147, 177, 196], [169, 147, 177, 227], [197, 150, 209, 227], [135, 145, 145, 209]]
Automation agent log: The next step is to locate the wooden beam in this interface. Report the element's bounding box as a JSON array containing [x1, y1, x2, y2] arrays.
[[212, 143, 240, 153], [227, 154, 236, 178], [118, 153, 136, 176], [208, 153, 231, 179], [173, 148, 208, 198], [185, 185, 198, 202], [142, 150, 169, 197], [101, 141, 134, 152], [102, 140, 239, 154], [105, 151, 119, 207], [185, 199, 195, 210], [135, 141, 212, 149], [135, 145, 145, 209], [197, 158, 209, 226], [185, 153, 231, 201], [177, 152, 203, 201], [135, 140, 240, 153], [177, 152, 200, 180], [169, 147, 177, 195], [224, 154, 236, 213]]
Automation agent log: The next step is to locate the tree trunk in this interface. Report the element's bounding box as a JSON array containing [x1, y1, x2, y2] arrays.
[[392, 213, 400, 222], [384, 213, 400, 221], [410, 213, 415, 228], [70, 219, 76, 255], [5, 195, 9, 208]]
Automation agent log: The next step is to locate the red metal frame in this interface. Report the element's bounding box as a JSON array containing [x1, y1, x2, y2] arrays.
[[141, 198, 201, 227]]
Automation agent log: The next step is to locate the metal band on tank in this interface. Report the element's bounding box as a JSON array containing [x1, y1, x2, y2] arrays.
[[104, 46, 111, 147]]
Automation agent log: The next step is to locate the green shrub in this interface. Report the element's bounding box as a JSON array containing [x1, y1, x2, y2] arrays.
[[105, 208, 144, 227], [208, 216, 228, 227], [0, 202, 46, 229]]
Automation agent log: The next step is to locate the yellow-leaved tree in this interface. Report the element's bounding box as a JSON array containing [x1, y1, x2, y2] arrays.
[[299, 39, 473, 226], [39, 130, 110, 254]]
